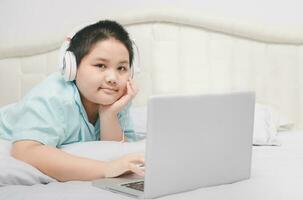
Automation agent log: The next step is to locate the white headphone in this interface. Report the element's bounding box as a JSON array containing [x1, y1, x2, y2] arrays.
[[58, 22, 141, 82]]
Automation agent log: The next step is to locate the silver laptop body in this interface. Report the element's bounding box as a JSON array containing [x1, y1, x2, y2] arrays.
[[93, 92, 255, 199]]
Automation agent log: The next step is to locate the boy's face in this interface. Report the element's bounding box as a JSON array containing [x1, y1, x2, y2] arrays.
[[75, 38, 131, 106]]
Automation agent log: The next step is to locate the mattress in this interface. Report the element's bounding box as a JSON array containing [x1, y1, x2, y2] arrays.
[[1, 130, 302, 200]]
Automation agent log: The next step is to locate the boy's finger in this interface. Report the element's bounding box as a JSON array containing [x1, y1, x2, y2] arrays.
[[129, 163, 145, 177], [127, 153, 145, 163], [128, 80, 138, 96], [129, 79, 138, 92], [126, 81, 136, 98]]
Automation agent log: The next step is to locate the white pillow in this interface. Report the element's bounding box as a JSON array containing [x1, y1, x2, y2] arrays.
[[0, 139, 56, 186], [130, 106, 147, 134], [0, 138, 145, 186], [253, 104, 279, 145]]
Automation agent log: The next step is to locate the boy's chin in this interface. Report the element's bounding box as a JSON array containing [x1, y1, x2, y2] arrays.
[[98, 98, 117, 106]]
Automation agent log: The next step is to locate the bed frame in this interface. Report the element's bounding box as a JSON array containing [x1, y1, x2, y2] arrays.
[[0, 5, 302, 128]]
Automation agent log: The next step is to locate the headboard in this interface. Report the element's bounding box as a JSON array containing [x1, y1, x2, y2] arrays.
[[0, 4, 302, 128]]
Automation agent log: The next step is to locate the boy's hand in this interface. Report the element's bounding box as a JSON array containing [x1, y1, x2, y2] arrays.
[[104, 153, 145, 178], [99, 79, 138, 115]]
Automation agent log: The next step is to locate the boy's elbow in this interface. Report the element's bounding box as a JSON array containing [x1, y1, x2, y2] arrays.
[[11, 140, 42, 161]]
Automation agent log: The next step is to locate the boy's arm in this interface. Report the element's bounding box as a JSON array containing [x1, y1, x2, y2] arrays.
[[99, 111, 128, 142], [99, 79, 138, 142], [11, 140, 108, 181], [11, 140, 144, 182]]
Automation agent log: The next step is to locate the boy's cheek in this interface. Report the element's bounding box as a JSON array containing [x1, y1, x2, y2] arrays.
[[121, 84, 127, 94], [116, 84, 127, 98], [121, 79, 128, 89], [118, 77, 128, 94]]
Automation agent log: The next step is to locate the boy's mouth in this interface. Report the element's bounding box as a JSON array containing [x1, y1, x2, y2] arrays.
[[98, 87, 118, 94]]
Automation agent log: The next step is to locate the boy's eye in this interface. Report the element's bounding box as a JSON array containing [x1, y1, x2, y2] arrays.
[[95, 64, 106, 69], [118, 66, 128, 71]]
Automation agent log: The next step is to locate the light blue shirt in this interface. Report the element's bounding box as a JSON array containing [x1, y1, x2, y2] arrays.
[[0, 72, 137, 147]]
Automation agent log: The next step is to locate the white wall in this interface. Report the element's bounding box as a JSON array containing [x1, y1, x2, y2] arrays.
[[1, 0, 302, 41], [1, 0, 302, 25]]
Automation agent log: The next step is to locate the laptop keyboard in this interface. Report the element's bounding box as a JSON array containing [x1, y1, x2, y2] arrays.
[[121, 181, 144, 191]]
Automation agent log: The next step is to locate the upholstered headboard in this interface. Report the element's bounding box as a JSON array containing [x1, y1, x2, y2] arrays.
[[0, 2, 302, 128]]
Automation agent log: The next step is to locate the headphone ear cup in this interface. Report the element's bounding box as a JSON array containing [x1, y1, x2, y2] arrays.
[[131, 42, 141, 79], [63, 51, 77, 81], [131, 65, 135, 79]]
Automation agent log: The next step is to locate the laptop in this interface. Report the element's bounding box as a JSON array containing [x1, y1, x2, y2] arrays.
[[92, 91, 255, 199]]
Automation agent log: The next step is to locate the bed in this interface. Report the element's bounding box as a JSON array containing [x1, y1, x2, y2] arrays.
[[1, 130, 303, 199], [1, 0, 303, 199]]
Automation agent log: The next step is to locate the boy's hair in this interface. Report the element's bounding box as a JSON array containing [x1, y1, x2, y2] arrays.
[[67, 20, 134, 67]]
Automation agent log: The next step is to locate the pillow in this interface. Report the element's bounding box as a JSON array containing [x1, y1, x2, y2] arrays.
[[253, 104, 279, 146], [0, 139, 56, 186], [254, 103, 295, 145], [0, 138, 145, 186], [130, 104, 291, 146], [130, 106, 147, 134]]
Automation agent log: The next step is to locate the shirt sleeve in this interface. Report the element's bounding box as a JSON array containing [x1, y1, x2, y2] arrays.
[[118, 103, 138, 142], [10, 96, 66, 147]]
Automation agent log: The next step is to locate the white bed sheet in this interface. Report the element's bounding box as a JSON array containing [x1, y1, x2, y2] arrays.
[[1, 131, 303, 200]]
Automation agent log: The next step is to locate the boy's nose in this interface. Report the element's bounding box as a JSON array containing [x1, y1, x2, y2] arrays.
[[105, 70, 117, 85]]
